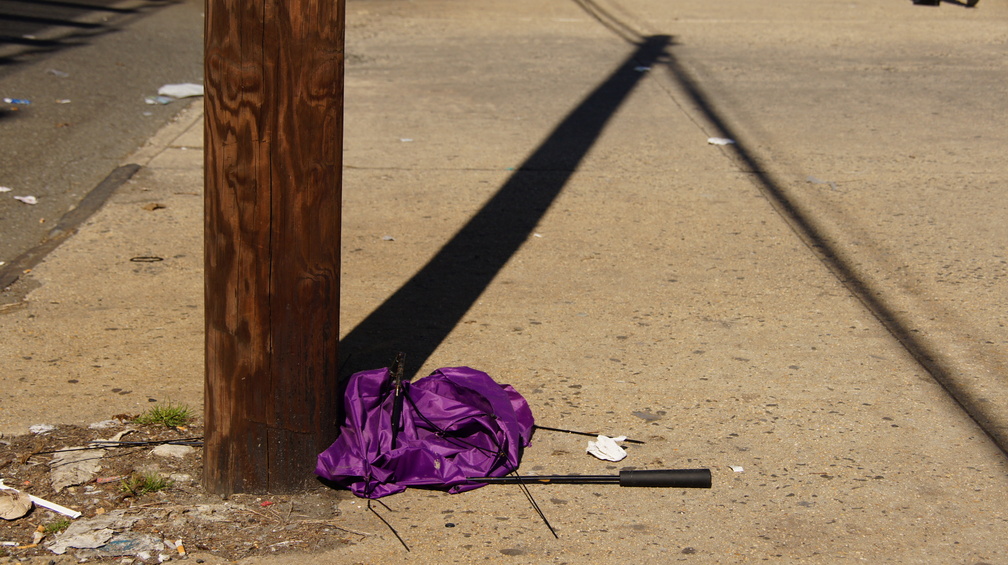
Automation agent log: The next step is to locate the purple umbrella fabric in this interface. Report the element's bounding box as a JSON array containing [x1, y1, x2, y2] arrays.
[[316, 366, 535, 498]]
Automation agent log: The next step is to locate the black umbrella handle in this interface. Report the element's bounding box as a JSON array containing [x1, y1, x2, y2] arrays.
[[619, 469, 711, 488], [469, 468, 712, 488]]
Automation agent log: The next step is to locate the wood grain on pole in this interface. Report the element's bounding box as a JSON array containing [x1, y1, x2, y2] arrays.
[[204, 0, 344, 494]]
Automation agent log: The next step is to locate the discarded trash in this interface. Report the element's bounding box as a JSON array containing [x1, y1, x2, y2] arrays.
[[0, 489, 32, 520], [634, 66, 651, 72], [806, 176, 839, 191], [0, 186, 11, 192], [730, 465, 744, 473], [49, 448, 103, 491], [46, 509, 137, 554], [55, 99, 71, 104], [13, 196, 37, 205], [144, 96, 174, 105], [32, 525, 45, 544], [586, 434, 628, 462], [316, 364, 534, 498], [50, 430, 130, 491], [707, 137, 735, 145], [381, 235, 395, 241], [0, 479, 81, 519], [29, 424, 55, 434], [77, 532, 164, 558], [157, 83, 204, 98], [47, 69, 70, 78], [400, 138, 413, 142], [3, 98, 30, 105]]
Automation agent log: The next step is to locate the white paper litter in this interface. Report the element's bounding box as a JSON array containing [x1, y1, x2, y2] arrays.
[[0, 186, 11, 192], [46, 509, 137, 554], [13, 195, 37, 205], [50, 430, 131, 491], [707, 137, 736, 146], [586, 434, 628, 462], [157, 83, 204, 98], [730, 465, 744, 473], [29, 424, 55, 434]]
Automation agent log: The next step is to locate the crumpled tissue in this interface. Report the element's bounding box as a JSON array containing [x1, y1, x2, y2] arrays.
[[586, 434, 628, 462]]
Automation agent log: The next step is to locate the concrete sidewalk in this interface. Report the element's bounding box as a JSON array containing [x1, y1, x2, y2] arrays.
[[3, 0, 1008, 562]]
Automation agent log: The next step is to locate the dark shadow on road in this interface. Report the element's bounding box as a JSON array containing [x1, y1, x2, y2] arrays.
[[565, 0, 1005, 458], [0, 0, 179, 69], [338, 35, 673, 379], [659, 39, 1007, 458]]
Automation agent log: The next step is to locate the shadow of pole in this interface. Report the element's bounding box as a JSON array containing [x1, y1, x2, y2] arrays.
[[660, 49, 1008, 457], [339, 35, 673, 379]]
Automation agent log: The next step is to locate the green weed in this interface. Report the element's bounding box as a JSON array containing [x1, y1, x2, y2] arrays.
[[44, 519, 71, 534], [134, 402, 193, 428], [120, 472, 173, 496]]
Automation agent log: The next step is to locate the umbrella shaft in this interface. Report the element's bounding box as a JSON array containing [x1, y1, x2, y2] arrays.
[[470, 469, 712, 488], [471, 475, 619, 484]]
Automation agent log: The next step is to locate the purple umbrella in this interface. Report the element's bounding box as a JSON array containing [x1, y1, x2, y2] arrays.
[[316, 365, 535, 498]]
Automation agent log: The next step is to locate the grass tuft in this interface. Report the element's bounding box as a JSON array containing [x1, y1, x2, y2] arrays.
[[134, 402, 193, 428], [44, 519, 71, 534], [120, 472, 173, 496]]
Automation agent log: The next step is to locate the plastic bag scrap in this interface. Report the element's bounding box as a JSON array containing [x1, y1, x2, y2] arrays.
[[586, 434, 628, 462], [157, 83, 204, 99], [316, 366, 534, 499]]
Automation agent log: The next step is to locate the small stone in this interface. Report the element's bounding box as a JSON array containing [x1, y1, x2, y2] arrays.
[[152, 444, 195, 459]]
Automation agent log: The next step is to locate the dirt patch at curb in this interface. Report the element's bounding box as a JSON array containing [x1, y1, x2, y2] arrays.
[[0, 421, 360, 563]]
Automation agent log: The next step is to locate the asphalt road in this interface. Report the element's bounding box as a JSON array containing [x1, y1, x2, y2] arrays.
[[0, 0, 203, 267]]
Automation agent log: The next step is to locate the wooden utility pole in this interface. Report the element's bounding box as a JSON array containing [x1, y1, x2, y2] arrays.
[[203, 0, 344, 494]]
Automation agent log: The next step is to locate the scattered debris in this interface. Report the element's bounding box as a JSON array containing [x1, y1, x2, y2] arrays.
[[144, 95, 174, 105], [0, 479, 80, 519], [1, 422, 358, 561], [157, 83, 204, 99], [806, 175, 839, 191], [0, 186, 11, 192], [730, 465, 744, 473], [29, 424, 55, 435], [47, 69, 70, 78], [13, 195, 37, 205], [88, 420, 122, 430], [3, 98, 30, 105], [586, 434, 628, 462], [0, 489, 32, 520], [46, 509, 137, 554], [634, 66, 651, 72], [49, 430, 131, 491], [707, 137, 735, 145]]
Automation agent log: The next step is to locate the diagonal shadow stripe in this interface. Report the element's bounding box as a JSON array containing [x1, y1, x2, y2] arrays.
[[660, 47, 1008, 458], [340, 35, 673, 378]]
